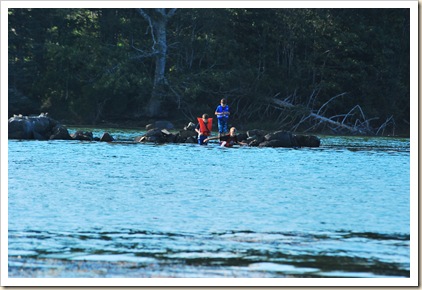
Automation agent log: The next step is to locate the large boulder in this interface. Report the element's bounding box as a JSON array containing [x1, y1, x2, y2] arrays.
[[237, 132, 248, 142], [135, 128, 170, 143], [247, 129, 267, 138], [8, 113, 64, 140], [264, 131, 294, 147], [8, 116, 34, 139], [178, 129, 197, 139], [259, 140, 293, 148], [244, 130, 320, 148]]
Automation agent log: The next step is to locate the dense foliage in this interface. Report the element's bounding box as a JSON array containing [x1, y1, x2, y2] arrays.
[[8, 8, 410, 135]]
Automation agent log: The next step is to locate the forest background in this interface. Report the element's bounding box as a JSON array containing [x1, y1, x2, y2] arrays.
[[8, 8, 410, 136]]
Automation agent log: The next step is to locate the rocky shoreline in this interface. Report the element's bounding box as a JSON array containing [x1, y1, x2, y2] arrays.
[[8, 114, 320, 148]]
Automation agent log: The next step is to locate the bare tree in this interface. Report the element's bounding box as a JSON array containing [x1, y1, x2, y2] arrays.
[[136, 8, 177, 117]]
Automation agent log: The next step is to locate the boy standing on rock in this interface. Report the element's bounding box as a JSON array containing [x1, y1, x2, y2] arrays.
[[215, 98, 230, 137]]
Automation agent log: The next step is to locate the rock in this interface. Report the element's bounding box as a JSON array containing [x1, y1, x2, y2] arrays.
[[50, 125, 72, 140], [145, 124, 155, 131], [31, 116, 51, 138], [248, 139, 261, 147], [135, 128, 167, 143], [264, 130, 291, 141], [135, 136, 147, 142], [100, 132, 114, 142], [8, 116, 33, 139], [308, 135, 321, 147], [9, 114, 320, 148], [247, 129, 267, 138], [245, 135, 264, 145], [178, 129, 197, 139], [184, 122, 196, 131], [145, 120, 174, 130], [8, 114, 114, 142], [71, 131, 93, 141], [245, 129, 267, 146], [293, 134, 321, 147], [259, 140, 293, 148], [237, 132, 248, 142], [144, 128, 162, 137], [244, 131, 321, 148], [263, 131, 294, 147], [161, 130, 177, 143], [8, 114, 65, 140]]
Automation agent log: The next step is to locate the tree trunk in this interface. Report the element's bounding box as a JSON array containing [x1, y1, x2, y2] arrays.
[[148, 16, 167, 117], [137, 8, 176, 117]]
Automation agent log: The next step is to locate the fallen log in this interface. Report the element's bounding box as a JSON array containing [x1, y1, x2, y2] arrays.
[[270, 97, 369, 135]]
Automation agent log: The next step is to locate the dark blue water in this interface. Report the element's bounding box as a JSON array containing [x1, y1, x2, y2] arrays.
[[8, 129, 411, 278]]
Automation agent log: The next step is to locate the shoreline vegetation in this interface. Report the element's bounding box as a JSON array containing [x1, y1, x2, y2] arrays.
[[8, 8, 410, 139]]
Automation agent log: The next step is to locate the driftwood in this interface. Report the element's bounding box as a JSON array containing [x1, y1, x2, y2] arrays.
[[269, 94, 381, 135], [271, 97, 359, 134]]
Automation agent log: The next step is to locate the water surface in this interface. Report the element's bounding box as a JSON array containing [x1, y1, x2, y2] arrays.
[[8, 130, 411, 278]]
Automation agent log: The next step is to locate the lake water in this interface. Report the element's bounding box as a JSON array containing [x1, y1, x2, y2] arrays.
[[7, 128, 412, 282]]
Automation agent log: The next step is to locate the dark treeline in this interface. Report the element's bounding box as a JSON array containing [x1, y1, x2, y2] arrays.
[[8, 8, 410, 135]]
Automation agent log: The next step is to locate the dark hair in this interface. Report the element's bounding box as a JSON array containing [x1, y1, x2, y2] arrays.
[[220, 98, 227, 105], [202, 113, 209, 119]]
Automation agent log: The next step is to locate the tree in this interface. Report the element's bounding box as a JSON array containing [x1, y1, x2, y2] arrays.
[[8, 8, 410, 135], [136, 8, 177, 117]]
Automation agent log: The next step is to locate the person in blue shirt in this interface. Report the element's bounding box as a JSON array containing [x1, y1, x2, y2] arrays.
[[215, 98, 230, 137]]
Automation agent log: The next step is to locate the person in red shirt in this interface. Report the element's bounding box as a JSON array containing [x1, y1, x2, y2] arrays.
[[195, 113, 213, 145]]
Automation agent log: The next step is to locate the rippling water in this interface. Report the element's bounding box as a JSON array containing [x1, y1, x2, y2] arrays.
[[7, 129, 411, 279]]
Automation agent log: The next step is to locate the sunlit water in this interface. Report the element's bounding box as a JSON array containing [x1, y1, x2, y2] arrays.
[[8, 129, 411, 278]]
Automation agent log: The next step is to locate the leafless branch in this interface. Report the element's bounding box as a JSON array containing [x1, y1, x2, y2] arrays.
[[316, 92, 348, 116], [376, 115, 395, 136], [136, 9, 157, 50]]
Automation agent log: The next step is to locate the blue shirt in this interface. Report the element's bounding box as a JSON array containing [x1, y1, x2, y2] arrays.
[[215, 105, 229, 119]]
